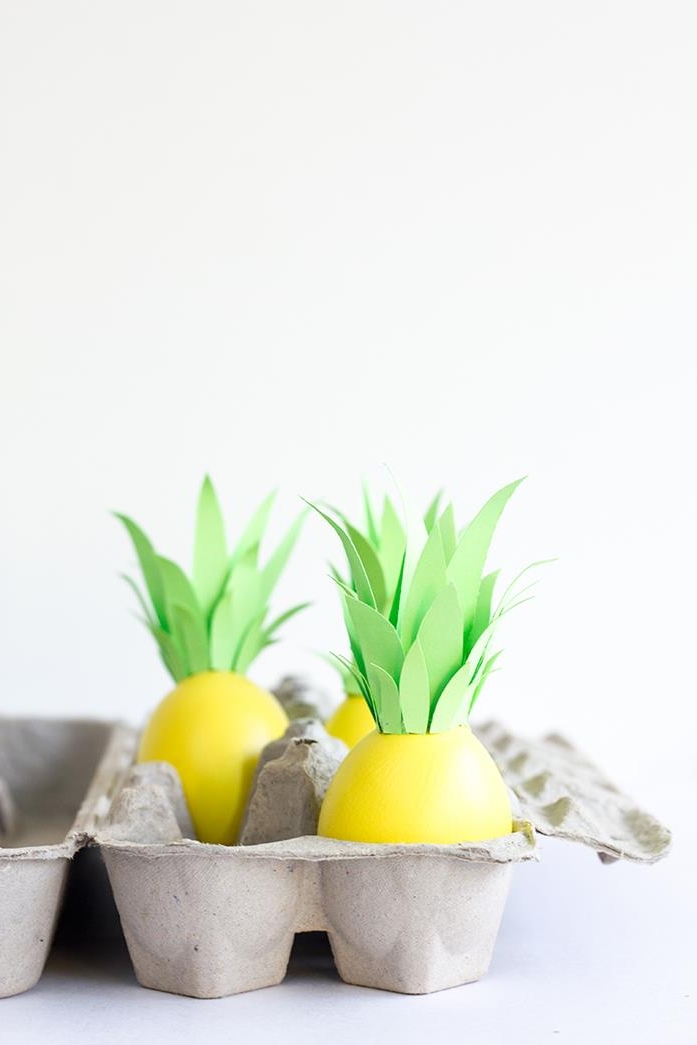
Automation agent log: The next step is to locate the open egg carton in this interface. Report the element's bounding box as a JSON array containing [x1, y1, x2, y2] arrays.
[[0, 718, 127, 997], [94, 679, 671, 999]]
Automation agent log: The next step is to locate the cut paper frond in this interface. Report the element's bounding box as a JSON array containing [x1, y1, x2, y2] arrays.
[[116, 477, 307, 682], [310, 478, 547, 734]]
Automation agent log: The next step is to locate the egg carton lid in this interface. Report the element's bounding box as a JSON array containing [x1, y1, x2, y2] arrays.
[[475, 720, 671, 864]]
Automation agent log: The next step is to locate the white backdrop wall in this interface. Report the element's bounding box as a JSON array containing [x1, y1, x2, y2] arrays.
[[1, 2, 695, 838]]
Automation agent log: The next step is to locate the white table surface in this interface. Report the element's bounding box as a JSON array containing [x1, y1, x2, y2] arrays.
[[2, 833, 693, 1045]]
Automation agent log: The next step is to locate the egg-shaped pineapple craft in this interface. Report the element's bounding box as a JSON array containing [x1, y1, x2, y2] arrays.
[[116, 478, 307, 845], [309, 479, 547, 846]]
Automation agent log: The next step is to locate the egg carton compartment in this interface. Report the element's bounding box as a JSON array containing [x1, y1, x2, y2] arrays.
[[0, 718, 128, 998], [96, 699, 670, 999]]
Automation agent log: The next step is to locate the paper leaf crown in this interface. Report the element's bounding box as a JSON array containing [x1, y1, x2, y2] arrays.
[[117, 477, 307, 682], [312, 478, 545, 734]]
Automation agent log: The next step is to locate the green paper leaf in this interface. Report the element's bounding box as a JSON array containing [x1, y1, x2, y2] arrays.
[[157, 556, 207, 667], [158, 556, 202, 621], [436, 503, 458, 564], [119, 480, 307, 683], [362, 481, 379, 547], [149, 625, 188, 683], [229, 490, 277, 570], [209, 589, 236, 670], [388, 551, 406, 628], [224, 563, 262, 664], [463, 611, 505, 683], [470, 570, 499, 649], [345, 597, 404, 698], [319, 650, 357, 694], [233, 612, 267, 674], [120, 574, 155, 627], [399, 523, 447, 647], [170, 603, 210, 675], [423, 490, 443, 533], [447, 478, 524, 638], [396, 488, 429, 622], [379, 495, 407, 601], [192, 476, 228, 620], [371, 664, 403, 733], [332, 653, 377, 720], [494, 559, 555, 616], [416, 582, 464, 702], [429, 661, 472, 732], [398, 640, 430, 733], [264, 601, 310, 640], [305, 500, 376, 607], [258, 510, 306, 605], [468, 650, 503, 715], [114, 514, 167, 628], [344, 521, 387, 612]]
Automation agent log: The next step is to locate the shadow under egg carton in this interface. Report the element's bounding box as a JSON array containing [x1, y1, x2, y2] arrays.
[[0, 718, 129, 998], [96, 706, 670, 1000]]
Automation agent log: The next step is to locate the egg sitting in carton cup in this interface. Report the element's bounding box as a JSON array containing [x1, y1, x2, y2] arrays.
[[99, 685, 670, 999], [98, 476, 671, 998]]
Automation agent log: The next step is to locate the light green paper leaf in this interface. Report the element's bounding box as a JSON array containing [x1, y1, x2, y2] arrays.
[[468, 650, 503, 715], [423, 490, 443, 533], [398, 639, 430, 733], [192, 476, 228, 620], [388, 552, 406, 628], [437, 503, 458, 564], [264, 601, 310, 640], [344, 521, 387, 612], [399, 523, 447, 647], [120, 574, 155, 627], [345, 597, 404, 697], [416, 582, 464, 702], [379, 495, 407, 601], [494, 559, 555, 617], [306, 500, 376, 607], [429, 661, 473, 732], [332, 653, 376, 719], [149, 625, 188, 683], [396, 487, 429, 625], [232, 612, 267, 674], [170, 603, 210, 675], [447, 478, 524, 638], [463, 611, 505, 684], [259, 510, 306, 605], [224, 562, 262, 663], [209, 589, 236, 670], [157, 555, 208, 669], [470, 570, 499, 649], [114, 514, 167, 628], [430, 612, 504, 731], [229, 490, 277, 571], [362, 481, 379, 547], [371, 664, 403, 733], [319, 650, 357, 694]]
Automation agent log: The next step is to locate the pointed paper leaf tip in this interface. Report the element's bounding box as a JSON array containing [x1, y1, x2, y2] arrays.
[[116, 480, 307, 683], [314, 475, 545, 734]]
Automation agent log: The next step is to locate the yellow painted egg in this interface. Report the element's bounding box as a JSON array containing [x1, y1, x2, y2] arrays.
[[138, 670, 288, 844], [318, 724, 512, 844], [325, 692, 375, 748]]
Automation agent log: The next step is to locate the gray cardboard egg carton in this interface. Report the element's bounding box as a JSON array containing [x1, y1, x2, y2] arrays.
[[96, 678, 671, 999], [0, 718, 128, 997]]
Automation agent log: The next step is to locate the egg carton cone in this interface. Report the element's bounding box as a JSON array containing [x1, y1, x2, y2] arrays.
[[96, 700, 671, 999], [0, 718, 129, 998]]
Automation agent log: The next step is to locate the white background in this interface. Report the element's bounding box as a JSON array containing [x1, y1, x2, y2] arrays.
[[0, 2, 695, 1042]]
